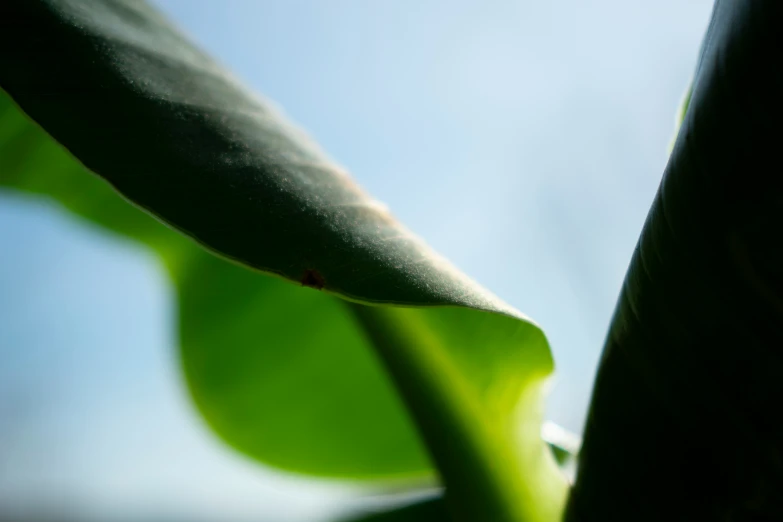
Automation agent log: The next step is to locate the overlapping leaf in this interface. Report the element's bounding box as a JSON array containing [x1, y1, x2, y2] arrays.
[[0, 1, 567, 520]]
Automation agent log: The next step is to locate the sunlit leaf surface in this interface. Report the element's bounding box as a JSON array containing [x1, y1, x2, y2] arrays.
[[0, 1, 567, 520]]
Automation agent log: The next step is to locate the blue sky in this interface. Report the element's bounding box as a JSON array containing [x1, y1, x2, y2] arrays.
[[0, 1, 713, 520]]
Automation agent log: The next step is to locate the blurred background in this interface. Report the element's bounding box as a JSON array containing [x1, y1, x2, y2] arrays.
[[0, 1, 713, 520]]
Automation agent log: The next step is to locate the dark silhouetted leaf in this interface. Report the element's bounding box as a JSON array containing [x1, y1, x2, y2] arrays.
[[567, 1, 783, 520]]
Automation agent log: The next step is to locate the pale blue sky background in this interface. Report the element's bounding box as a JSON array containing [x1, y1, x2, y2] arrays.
[[0, 1, 713, 520]]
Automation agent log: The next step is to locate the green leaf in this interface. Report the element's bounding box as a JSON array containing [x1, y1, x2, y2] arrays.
[[0, 1, 567, 520], [567, 1, 783, 520], [339, 429, 579, 522]]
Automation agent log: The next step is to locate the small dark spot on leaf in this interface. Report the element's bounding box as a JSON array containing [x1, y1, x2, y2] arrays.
[[300, 269, 325, 290]]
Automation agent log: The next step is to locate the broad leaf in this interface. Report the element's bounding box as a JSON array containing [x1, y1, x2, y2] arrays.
[[0, 1, 567, 520], [568, 1, 783, 520]]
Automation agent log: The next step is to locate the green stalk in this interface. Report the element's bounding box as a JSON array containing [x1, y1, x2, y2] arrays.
[[351, 304, 569, 522]]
